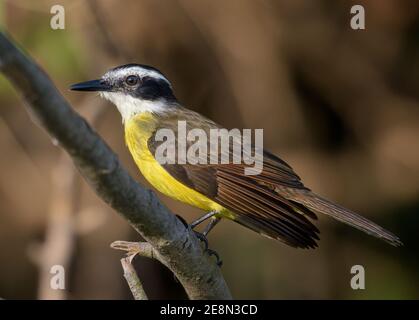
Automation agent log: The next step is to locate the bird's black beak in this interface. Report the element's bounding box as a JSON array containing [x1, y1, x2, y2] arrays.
[[70, 79, 111, 92]]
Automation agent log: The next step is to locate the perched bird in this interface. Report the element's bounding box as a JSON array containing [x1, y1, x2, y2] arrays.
[[71, 64, 402, 249]]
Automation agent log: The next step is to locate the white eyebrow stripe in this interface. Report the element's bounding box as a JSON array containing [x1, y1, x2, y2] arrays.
[[103, 67, 170, 85]]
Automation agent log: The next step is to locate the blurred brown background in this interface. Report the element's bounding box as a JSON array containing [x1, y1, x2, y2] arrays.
[[0, 0, 418, 299]]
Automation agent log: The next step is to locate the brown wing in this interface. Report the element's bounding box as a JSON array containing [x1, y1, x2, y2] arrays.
[[148, 108, 402, 248], [149, 109, 320, 248]]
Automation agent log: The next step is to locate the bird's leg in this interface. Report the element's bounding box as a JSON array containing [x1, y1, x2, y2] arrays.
[[190, 211, 219, 247], [188, 211, 217, 251], [203, 216, 221, 236], [176, 213, 209, 250], [190, 210, 217, 229]]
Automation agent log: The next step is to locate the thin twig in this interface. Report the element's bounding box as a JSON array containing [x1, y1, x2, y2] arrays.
[[111, 240, 156, 259], [121, 256, 148, 300], [111, 241, 154, 299]]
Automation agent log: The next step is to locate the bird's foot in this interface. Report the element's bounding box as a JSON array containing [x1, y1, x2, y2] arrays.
[[193, 231, 222, 267], [175, 214, 222, 267]]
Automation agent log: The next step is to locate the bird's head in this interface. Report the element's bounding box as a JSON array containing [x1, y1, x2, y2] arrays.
[[70, 64, 177, 122]]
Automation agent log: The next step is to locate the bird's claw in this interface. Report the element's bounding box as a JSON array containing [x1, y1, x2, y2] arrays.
[[176, 214, 209, 250], [175, 214, 189, 228], [193, 231, 209, 251], [194, 232, 222, 267], [176, 214, 222, 267], [206, 249, 223, 267]]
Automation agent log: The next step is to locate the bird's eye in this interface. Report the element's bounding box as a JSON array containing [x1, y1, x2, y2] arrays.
[[125, 75, 139, 86]]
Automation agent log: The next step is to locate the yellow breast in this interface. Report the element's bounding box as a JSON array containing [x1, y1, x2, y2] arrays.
[[124, 112, 225, 213]]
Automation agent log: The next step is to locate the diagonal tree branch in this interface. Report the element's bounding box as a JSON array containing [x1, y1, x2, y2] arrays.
[[0, 31, 231, 300]]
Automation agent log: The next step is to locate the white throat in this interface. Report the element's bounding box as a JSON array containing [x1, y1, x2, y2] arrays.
[[100, 92, 166, 122]]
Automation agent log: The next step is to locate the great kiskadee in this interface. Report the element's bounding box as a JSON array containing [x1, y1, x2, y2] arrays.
[[71, 64, 402, 249]]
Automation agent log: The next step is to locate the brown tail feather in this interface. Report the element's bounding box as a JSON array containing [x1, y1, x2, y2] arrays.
[[290, 191, 402, 246]]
